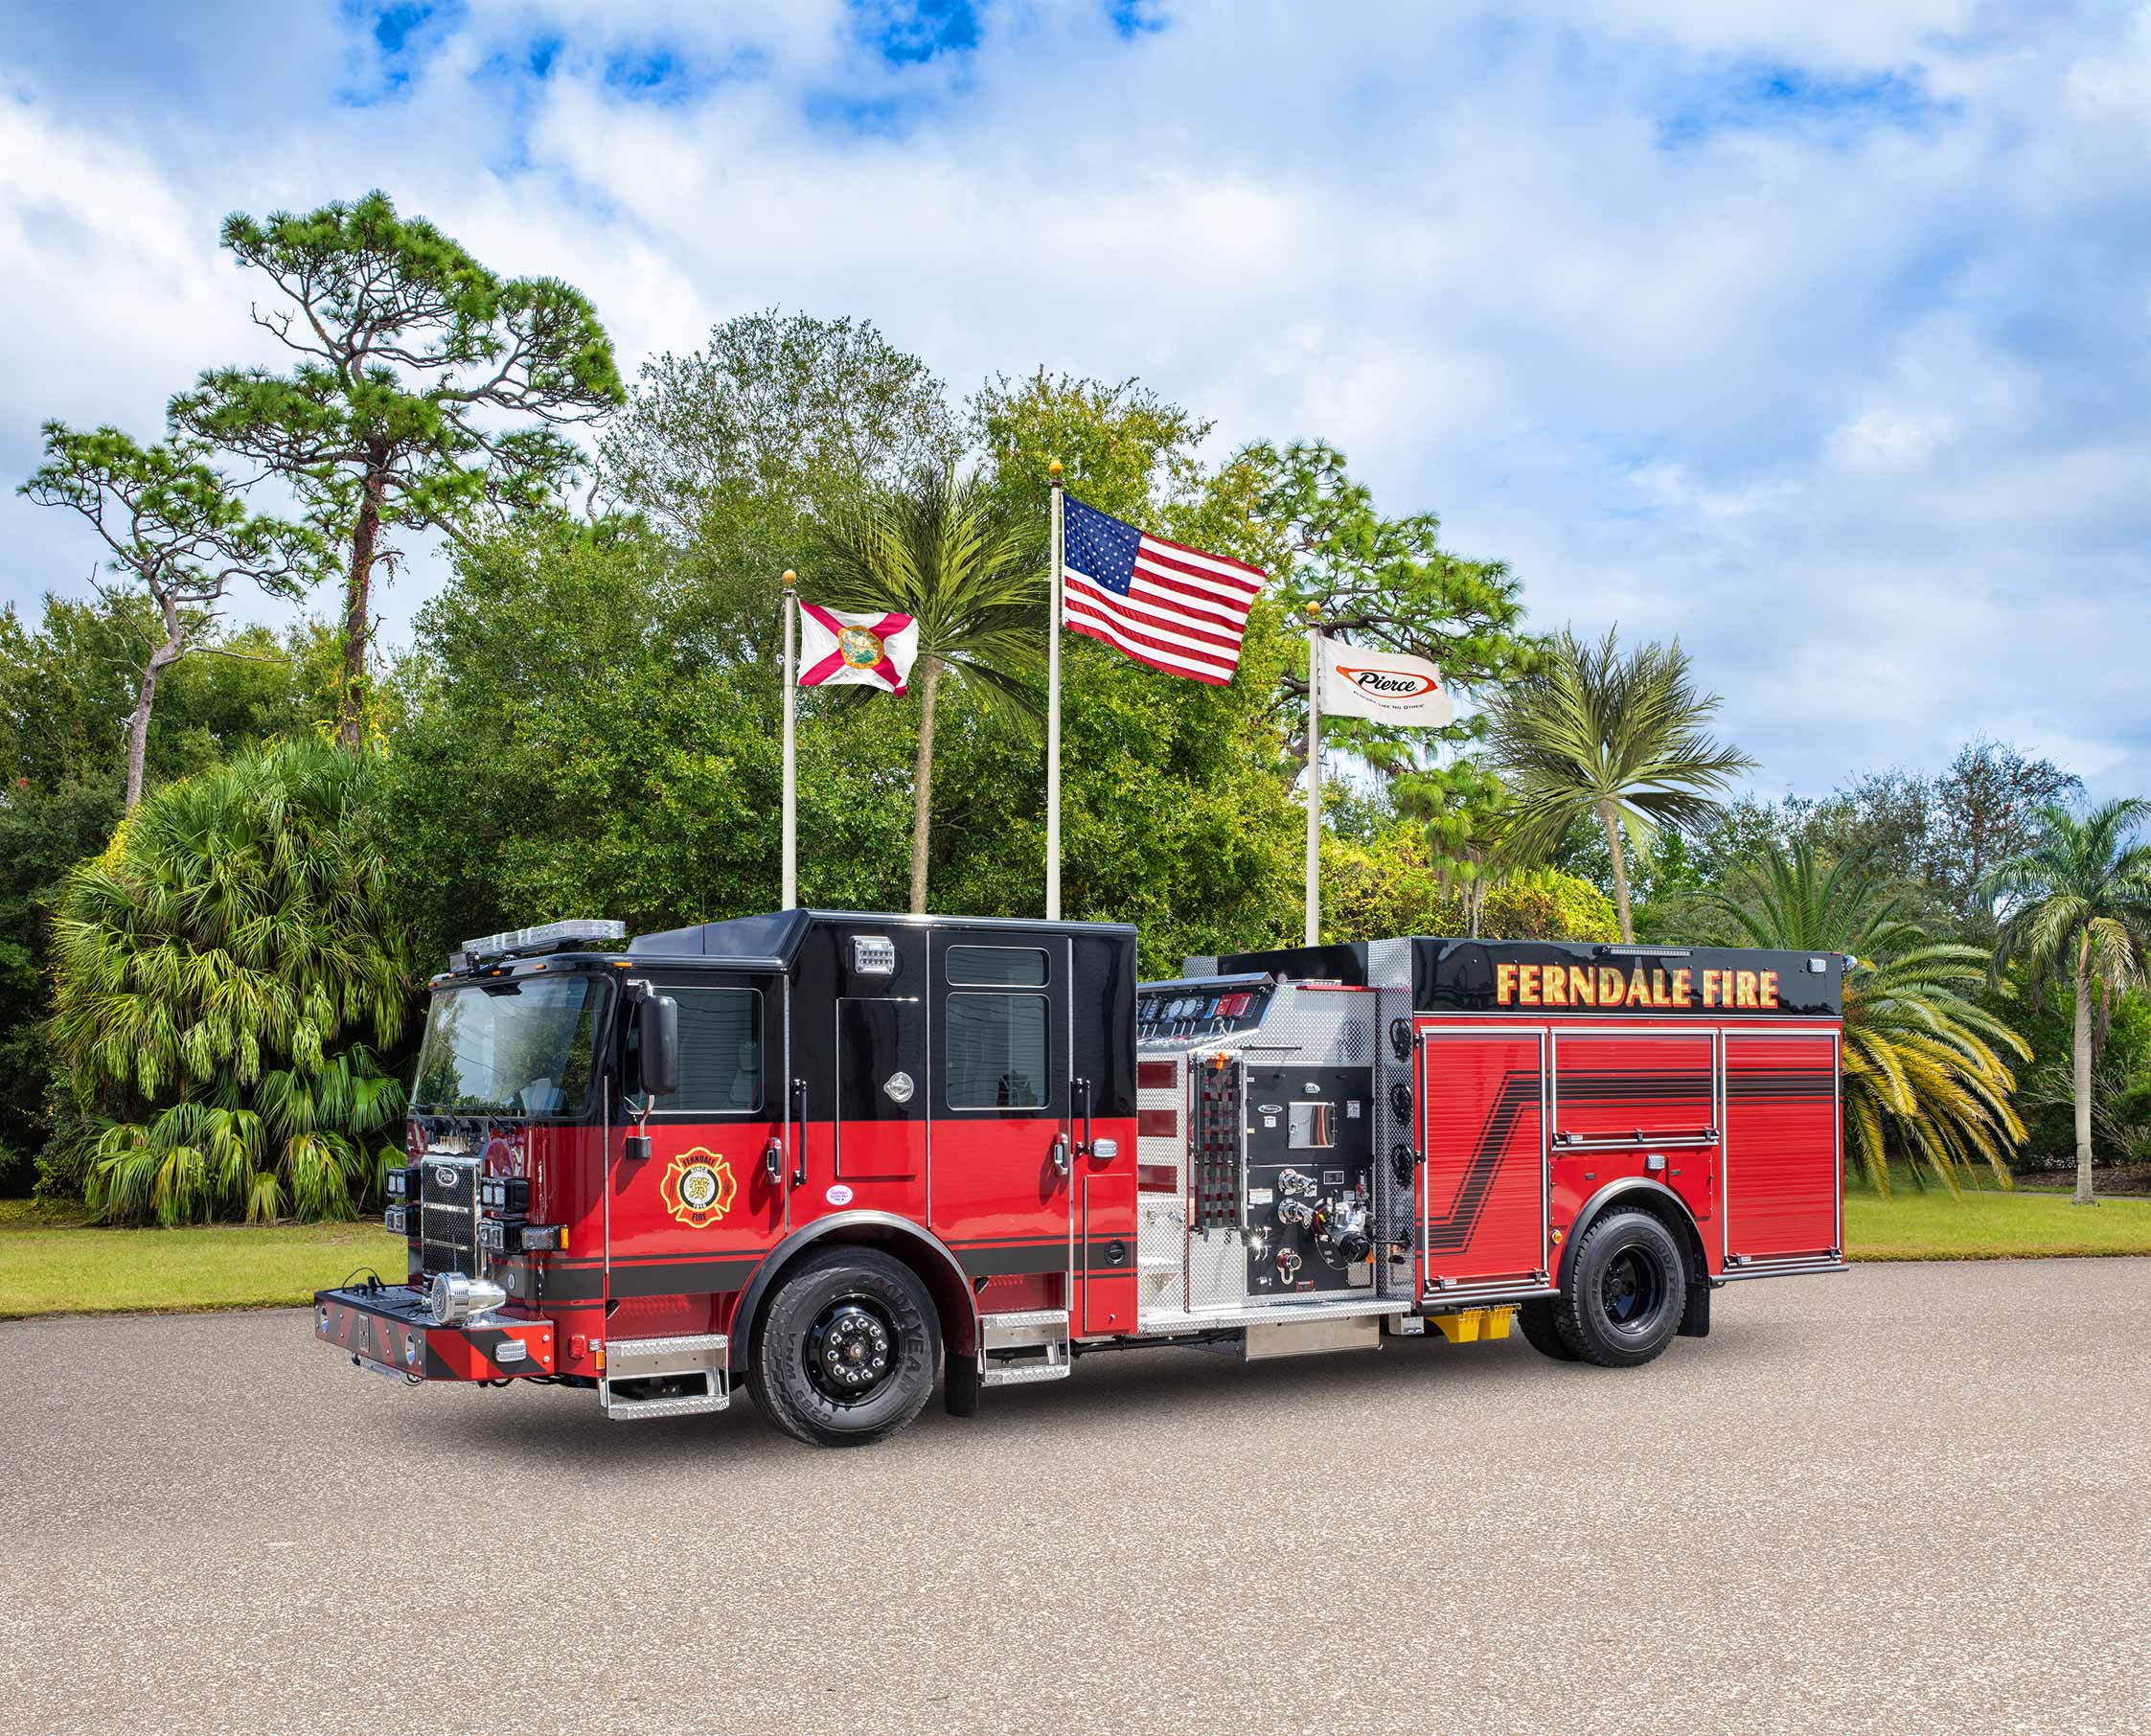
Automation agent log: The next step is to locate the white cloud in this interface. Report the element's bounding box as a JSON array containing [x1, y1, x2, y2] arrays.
[[1, 0, 2147, 806]]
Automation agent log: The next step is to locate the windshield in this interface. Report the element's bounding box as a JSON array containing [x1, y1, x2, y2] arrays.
[[411, 973, 612, 1117]]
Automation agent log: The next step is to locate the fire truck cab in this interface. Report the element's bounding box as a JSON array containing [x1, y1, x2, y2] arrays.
[[315, 911, 1844, 1448]]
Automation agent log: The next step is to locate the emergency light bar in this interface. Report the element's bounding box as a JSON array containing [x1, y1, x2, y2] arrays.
[[457, 919, 626, 962]]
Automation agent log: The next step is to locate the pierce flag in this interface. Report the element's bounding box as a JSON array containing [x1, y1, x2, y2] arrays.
[[797, 605, 920, 695], [1316, 637, 1454, 727]]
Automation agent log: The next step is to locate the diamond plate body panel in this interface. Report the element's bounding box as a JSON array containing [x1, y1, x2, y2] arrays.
[[1134, 978, 1386, 1328]]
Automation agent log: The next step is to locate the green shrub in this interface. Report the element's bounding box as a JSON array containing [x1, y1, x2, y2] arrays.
[[1319, 830, 1619, 943], [49, 741, 413, 1223]]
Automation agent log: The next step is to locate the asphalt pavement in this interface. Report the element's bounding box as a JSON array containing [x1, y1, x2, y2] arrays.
[[2, 1259, 2146, 1736]]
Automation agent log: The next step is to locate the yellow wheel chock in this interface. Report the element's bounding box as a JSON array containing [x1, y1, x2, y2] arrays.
[[1429, 1305, 1517, 1344]]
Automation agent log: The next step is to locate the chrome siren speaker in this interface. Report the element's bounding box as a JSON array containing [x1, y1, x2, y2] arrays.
[[427, 1271, 508, 1325]]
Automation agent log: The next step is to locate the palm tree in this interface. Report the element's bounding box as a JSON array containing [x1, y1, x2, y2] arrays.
[[1484, 627, 1753, 942], [1705, 839, 2027, 1194], [1985, 800, 2151, 1204], [49, 741, 412, 1223], [812, 468, 1043, 913]]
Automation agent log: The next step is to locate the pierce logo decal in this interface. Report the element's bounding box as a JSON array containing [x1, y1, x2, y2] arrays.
[[1335, 664, 1440, 698], [660, 1150, 737, 1228]]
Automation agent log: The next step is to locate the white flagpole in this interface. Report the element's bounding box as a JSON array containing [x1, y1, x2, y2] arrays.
[[1304, 603, 1322, 946], [781, 569, 798, 909], [1046, 460, 1064, 921]]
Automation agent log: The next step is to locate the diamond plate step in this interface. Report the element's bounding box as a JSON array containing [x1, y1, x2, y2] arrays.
[[599, 1385, 729, 1420], [981, 1308, 1069, 1352], [983, 1360, 1071, 1387], [599, 1332, 730, 1419]]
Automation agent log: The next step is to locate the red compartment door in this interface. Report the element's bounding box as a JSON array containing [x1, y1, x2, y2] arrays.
[[1416, 1028, 1546, 1291], [1724, 1031, 1840, 1261]]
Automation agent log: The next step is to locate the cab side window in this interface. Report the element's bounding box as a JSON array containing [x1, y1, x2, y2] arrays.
[[626, 985, 763, 1117], [946, 993, 1049, 1109]]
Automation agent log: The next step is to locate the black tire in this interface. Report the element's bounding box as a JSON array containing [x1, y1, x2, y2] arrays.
[[1553, 1209, 1686, 1368], [748, 1247, 941, 1448], [1517, 1297, 1582, 1361]]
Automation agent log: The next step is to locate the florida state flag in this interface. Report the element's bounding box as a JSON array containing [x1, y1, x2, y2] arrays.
[[797, 605, 920, 695]]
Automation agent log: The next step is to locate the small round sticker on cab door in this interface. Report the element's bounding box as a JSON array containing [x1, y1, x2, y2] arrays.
[[825, 1183, 855, 1206]]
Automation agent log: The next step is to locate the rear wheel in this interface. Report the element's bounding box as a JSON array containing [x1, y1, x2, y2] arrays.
[[1517, 1297, 1581, 1361], [748, 1247, 940, 1447], [1553, 1210, 1686, 1368]]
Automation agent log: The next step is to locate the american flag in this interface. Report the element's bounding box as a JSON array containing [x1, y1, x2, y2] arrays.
[[1061, 493, 1265, 685]]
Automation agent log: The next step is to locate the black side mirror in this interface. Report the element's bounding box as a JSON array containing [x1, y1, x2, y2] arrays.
[[637, 994, 680, 1098]]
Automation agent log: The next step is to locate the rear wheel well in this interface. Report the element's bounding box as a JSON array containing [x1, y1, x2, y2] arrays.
[[1624, 1194, 1707, 1289], [739, 1224, 978, 1374]]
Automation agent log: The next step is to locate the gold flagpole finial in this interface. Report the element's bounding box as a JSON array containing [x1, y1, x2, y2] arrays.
[[782, 569, 796, 588], [1306, 602, 1321, 621], [1047, 458, 1063, 481]]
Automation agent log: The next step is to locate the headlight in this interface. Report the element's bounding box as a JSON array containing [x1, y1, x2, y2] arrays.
[[427, 1271, 508, 1324]]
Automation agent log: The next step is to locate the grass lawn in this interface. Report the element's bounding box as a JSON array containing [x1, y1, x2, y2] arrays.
[[6, 1176, 2150, 1318], [0, 1200, 406, 1319], [1844, 1184, 2151, 1261]]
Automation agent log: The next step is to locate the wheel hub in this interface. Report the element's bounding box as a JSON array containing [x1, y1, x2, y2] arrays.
[[807, 1300, 896, 1404], [1600, 1248, 1663, 1328]]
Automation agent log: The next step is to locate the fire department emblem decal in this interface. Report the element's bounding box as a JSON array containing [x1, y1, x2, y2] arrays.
[[660, 1151, 737, 1229]]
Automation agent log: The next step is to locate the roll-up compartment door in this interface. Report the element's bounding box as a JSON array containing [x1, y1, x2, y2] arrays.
[[1415, 1028, 1546, 1291], [1724, 1031, 1840, 1261], [1550, 1032, 1716, 1148], [1550, 1030, 1719, 1233]]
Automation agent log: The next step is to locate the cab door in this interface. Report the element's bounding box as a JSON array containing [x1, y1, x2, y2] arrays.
[[927, 932, 1076, 1313], [615, 970, 787, 1299], [789, 921, 928, 1232]]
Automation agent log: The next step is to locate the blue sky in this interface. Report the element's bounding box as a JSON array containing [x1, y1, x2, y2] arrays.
[[3, 0, 2148, 802]]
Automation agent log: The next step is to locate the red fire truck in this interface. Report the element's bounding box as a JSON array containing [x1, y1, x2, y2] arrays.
[[315, 910, 1844, 1447]]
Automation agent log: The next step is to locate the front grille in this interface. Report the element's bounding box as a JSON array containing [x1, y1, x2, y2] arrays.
[[419, 1156, 481, 1278]]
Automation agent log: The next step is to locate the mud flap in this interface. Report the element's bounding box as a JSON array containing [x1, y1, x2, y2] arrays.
[[944, 1350, 982, 1418], [1678, 1282, 1711, 1338]]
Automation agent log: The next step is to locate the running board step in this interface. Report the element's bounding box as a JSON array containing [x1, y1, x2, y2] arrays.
[[599, 1332, 729, 1420], [980, 1308, 1071, 1386]]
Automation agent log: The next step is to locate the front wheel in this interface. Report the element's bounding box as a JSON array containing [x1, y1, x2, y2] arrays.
[[1553, 1210, 1686, 1368], [748, 1247, 941, 1447]]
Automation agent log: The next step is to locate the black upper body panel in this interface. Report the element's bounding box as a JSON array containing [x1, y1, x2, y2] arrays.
[[1210, 937, 1842, 1018]]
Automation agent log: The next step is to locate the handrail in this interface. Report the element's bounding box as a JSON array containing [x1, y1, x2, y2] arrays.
[[1553, 1128, 1719, 1151]]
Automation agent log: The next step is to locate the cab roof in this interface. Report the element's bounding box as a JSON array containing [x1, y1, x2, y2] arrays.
[[627, 908, 1135, 971]]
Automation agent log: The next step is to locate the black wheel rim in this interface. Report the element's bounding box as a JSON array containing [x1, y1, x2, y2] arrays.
[[1599, 1246, 1669, 1334], [805, 1295, 899, 1405]]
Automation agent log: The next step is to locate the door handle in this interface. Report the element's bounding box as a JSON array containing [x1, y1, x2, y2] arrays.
[[1073, 1075, 1093, 1162], [1050, 1133, 1071, 1177], [762, 1136, 783, 1183]]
